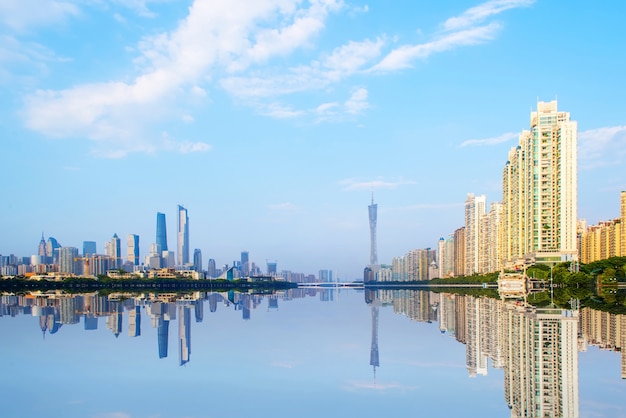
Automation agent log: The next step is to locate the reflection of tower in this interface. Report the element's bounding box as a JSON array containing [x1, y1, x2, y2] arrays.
[[370, 299, 380, 380], [177, 205, 189, 266], [179, 305, 191, 366], [156, 212, 168, 251], [368, 193, 378, 265], [158, 319, 169, 359]]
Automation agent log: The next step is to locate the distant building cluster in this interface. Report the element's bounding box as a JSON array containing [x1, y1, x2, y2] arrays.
[[367, 100, 624, 282], [1, 205, 331, 283]]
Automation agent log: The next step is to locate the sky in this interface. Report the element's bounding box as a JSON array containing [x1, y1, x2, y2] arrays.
[[1, 0, 625, 279]]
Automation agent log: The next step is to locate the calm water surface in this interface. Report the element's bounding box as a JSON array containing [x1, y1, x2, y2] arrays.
[[1, 289, 625, 418]]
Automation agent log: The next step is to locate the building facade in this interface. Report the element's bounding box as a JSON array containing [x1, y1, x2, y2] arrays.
[[501, 100, 578, 266]]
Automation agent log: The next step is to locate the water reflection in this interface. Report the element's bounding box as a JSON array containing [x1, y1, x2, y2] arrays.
[[1, 289, 625, 417]]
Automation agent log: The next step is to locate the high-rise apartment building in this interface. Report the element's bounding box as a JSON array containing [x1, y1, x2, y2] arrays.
[[464, 193, 486, 275], [620, 191, 626, 257], [177, 205, 189, 266], [127, 234, 139, 266], [368, 194, 378, 266], [453, 227, 465, 277], [59, 247, 79, 275], [502, 100, 577, 266], [156, 212, 168, 252], [438, 235, 455, 278]]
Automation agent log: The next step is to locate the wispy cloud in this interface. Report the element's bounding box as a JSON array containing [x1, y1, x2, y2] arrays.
[[460, 131, 518, 147], [268, 202, 299, 211], [0, 0, 79, 31], [339, 177, 416, 191], [370, 23, 501, 72], [443, 0, 535, 31], [578, 125, 626, 170]]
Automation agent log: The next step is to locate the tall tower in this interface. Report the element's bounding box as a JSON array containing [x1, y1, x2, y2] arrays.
[[368, 193, 378, 265], [156, 212, 168, 252], [502, 100, 578, 265], [177, 205, 189, 266]]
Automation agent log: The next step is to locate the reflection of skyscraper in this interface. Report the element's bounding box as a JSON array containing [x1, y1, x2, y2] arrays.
[[158, 319, 169, 359], [368, 193, 378, 265], [128, 306, 140, 337], [156, 212, 168, 252], [177, 205, 189, 265], [504, 305, 579, 417], [179, 305, 191, 366]]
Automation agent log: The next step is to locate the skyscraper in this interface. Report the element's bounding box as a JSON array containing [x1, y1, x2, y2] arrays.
[[501, 100, 578, 265], [193, 248, 202, 272], [156, 212, 168, 252], [106, 233, 121, 269], [177, 205, 189, 266], [207, 258, 216, 278], [83, 241, 97, 257], [368, 193, 378, 266], [241, 251, 249, 277], [38, 233, 46, 257], [127, 234, 139, 266]]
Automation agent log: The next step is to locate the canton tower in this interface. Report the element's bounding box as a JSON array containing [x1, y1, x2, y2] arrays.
[[368, 193, 378, 265]]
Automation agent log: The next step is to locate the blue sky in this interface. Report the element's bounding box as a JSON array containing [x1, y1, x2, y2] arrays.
[[1, 0, 625, 279]]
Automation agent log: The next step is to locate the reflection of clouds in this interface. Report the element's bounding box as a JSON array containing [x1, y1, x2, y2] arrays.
[[94, 413, 132, 418], [270, 361, 298, 369], [342, 381, 419, 392], [403, 360, 465, 369], [581, 399, 626, 418]]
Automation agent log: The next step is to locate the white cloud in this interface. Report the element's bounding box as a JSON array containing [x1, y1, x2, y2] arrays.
[[443, 0, 535, 31], [578, 125, 626, 170], [344, 87, 368, 114], [339, 178, 416, 191], [460, 131, 518, 147], [0, 0, 79, 31], [370, 23, 500, 72], [21, 0, 530, 156], [24, 0, 343, 156]]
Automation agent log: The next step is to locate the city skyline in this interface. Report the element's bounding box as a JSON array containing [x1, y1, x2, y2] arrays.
[[1, 1, 625, 279]]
